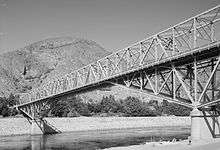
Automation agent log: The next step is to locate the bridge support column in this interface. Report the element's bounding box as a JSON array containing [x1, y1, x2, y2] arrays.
[[190, 108, 220, 141], [30, 119, 44, 135], [30, 119, 60, 135]]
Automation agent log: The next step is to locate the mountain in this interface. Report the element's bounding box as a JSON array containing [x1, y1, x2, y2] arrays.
[[0, 37, 110, 97]]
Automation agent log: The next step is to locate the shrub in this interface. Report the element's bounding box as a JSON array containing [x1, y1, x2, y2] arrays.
[[87, 100, 101, 113], [161, 100, 191, 116], [0, 94, 19, 117], [100, 95, 121, 113], [49, 95, 191, 117], [67, 108, 80, 117], [51, 100, 70, 117], [68, 96, 91, 116], [122, 97, 157, 117], [51, 96, 91, 117]]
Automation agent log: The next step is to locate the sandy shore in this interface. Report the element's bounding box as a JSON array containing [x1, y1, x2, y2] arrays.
[[0, 116, 190, 136], [104, 139, 220, 150]]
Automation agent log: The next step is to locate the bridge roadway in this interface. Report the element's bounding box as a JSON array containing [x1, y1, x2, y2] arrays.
[[12, 5, 220, 140]]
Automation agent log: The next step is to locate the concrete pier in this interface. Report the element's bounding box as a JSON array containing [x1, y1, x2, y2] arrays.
[[30, 119, 44, 135], [191, 108, 220, 141], [191, 108, 202, 141], [30, 119, 60, 135]]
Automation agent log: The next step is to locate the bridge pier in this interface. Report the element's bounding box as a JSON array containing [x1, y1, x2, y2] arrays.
[[190, 108, 220, 141], [30, 119, 44, 135], [30, 119, 60, 135]]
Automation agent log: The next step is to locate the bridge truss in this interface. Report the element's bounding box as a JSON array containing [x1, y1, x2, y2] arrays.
[[16, 5, 220, 119]]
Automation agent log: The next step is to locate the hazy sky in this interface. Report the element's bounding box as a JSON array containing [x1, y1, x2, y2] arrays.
[[0, 0, 219, 54]]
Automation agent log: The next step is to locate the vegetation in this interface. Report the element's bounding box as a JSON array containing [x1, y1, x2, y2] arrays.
[[49, 95, 191, 117], [160, 100, 192, 116], [50, 96, 90, 117], [0, 94, 19, 117], [0, 94, 191, 118]]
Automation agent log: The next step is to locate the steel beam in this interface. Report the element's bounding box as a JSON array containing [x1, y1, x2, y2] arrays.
[[12, 6, 220, 118]]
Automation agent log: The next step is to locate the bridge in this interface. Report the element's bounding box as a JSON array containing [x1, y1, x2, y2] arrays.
[[14, 5, 220, 140]]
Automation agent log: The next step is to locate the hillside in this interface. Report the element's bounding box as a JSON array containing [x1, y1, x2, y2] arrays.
[[2, 37, 219, 105], [0, 37, 110, 97]]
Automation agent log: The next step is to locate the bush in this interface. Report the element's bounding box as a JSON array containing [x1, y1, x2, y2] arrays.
[[0, 94, 19, 117], [49, 95, 191, 117], [100, 95, 121, 113], [68, 96, 91, 116], [122, 97, 157, 117], [67, 108, 80, 117], [161, 100, 191, 116], [51, 96, 91, 117], [51, 100, 70, 117], [87, 100, 101, 113]]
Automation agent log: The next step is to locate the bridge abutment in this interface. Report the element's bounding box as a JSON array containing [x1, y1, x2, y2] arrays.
[[190, 108, 220, 141]]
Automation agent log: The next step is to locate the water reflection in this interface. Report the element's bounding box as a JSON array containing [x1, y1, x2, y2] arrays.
[[31, 136, 46, 150], [0, 126, 190, 150]]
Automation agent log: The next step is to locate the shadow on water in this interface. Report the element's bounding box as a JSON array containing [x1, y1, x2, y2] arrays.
[[0, 126, 190, 150]]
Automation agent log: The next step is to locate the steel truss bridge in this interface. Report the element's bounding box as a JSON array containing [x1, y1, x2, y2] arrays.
[[15, 5, 220, 120]]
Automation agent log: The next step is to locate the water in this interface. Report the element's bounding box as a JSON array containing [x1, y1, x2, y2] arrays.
[[0, 126, 190, 150]]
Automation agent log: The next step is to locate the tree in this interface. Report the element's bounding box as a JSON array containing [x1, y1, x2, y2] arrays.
[[51, 96, 91, 117], [51, 100, 70, 117], [161, 100, 191, 116], [47, 95, 192, 117], [100, 95, 120, 113], [67, 108, 80, 117], [87, 99, 101, 113], [0, 94, 19, 117], [122, 97, 157, 117], [147, 100, 163, 116], [68, 96, 90, 116]]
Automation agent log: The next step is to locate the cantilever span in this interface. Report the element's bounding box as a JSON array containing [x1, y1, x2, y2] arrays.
[[15, 5, 220, 121]]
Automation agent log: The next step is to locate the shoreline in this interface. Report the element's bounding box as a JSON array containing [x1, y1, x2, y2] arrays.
[[0, 125, 191, 137], [103, 138, 220, 150]]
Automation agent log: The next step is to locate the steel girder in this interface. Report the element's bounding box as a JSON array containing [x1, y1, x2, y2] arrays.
[[18, 99, 55, 120], [15, 5, 220, 117], [109, 54, 220, 109]]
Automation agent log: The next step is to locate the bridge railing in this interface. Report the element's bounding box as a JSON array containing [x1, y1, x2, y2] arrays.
[[18, 5, 220, 106]]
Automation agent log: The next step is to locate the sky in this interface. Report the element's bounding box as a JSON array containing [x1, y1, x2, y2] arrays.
[[0, 0, 219, 54]]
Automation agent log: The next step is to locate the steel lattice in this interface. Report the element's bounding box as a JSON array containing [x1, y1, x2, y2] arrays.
[[16, 5, 220, 118]]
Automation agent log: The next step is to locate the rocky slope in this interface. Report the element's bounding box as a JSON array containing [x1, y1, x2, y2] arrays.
[[0, 37, 110, 97]]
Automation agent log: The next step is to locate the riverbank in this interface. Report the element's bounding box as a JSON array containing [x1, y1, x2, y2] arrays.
[[104, 139, 220, 150], [0, 116, 190, 136]]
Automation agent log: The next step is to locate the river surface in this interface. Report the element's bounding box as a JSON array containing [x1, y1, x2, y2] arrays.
[[0, 126, 190, 150]]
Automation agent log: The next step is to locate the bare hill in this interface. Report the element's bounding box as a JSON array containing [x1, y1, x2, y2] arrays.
[[0, 36, 155, 102], [0, 37, 110, 97]]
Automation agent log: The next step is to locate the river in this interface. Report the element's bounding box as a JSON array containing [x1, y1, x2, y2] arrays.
[[0, 126, 190, 150]]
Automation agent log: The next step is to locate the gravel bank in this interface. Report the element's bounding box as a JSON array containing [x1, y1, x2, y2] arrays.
[[0, 117, 190, 136]]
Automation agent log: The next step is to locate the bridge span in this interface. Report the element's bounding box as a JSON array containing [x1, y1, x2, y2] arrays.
[[14, 5, 220, 140]]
